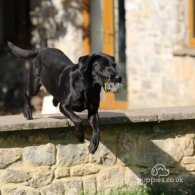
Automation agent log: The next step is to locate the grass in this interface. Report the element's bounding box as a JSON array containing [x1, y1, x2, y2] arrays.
[[82, 185, 150, 195], [108, 186, 149, 195], [82, 184, 187, 195]]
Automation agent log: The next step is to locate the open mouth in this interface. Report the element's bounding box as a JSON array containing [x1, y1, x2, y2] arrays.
[[103, 81, 123, 93]]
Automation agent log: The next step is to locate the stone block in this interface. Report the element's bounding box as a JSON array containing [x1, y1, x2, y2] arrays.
[[28, 133, 50, 145], [0, 148, 22, 169], [96, 167, 126, 191], [119, 131, 194, 167], [41, 178, 83, 195], [26, 167, 54, 188], [0, 169, 31, 183], [70, 163, 100, 176], [118, 130, 138, 165], [124, 167, 142, 187], [83, 176, 97, 194], [182, 156, 195, 171], [63, 177, 83, 195], [41, 181, 65, 195], [182, 156, 195, 164], [57, 144, 88, 166], [23, 143, 56, 166], [1, 186, 40, 195], [97, 166, 141, 193], [182, 137, 194, 156], [89, 142, 116, 165], [55, 167, 70, 179]]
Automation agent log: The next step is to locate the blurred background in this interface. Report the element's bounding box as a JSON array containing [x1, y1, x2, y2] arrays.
[[0, 0, 195, 115]]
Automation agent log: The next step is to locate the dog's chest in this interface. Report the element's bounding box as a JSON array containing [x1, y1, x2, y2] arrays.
[[71, 96, 86, 112]]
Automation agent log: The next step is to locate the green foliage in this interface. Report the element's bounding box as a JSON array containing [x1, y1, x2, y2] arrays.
[[108, 186, 149, 195], [82, 184, 189, 195], [82, 185, 150, 195]]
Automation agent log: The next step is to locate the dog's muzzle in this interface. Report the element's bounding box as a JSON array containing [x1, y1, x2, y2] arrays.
[[103, 81, 123, 93]]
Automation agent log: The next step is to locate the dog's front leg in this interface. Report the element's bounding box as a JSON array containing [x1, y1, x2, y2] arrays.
[[59, 103, 84, 142], [88, 112, 100, 154]]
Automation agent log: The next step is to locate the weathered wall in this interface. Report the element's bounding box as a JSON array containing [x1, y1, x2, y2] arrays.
[[30, 0, 83, 63], [29, 0, 195, 109], [0, 116, 194, 194], [29, 0, 195, 108], [125, 0, 195, 108]]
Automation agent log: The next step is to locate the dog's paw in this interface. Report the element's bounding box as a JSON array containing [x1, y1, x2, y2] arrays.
[[23, 108, 33, 120], [88, 138, 99, 154]]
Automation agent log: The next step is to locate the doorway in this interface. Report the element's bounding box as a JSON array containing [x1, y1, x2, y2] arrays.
[[83, 0, 127, 109], [0, 0, 31, 50]]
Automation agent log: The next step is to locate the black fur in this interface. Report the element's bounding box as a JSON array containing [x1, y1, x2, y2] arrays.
[[7, 42, 122, 154]]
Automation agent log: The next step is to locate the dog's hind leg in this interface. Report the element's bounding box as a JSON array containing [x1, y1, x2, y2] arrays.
[[24, 60, 41, 120]]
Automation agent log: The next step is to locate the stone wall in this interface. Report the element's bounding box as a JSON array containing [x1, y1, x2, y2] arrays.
[[125, 0, 195, 108], [0, 108, 195, 194]]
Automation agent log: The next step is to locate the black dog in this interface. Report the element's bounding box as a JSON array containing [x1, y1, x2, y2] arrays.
[[7, 42, 122, 154]]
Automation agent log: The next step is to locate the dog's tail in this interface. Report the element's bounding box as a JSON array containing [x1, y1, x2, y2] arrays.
[[7, 41, 40, 59]]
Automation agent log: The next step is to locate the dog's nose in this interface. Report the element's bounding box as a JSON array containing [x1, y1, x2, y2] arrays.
[[115, 76, 122, 83]]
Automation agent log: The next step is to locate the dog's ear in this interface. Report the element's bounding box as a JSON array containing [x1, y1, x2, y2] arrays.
[[79, 54, 97, 72], [100, 53, 115, 62], [79, 55, 89, 72], [110, 56, 115, 62]]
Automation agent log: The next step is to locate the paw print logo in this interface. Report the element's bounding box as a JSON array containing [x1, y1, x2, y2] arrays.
[[151, 164, 170, 177]]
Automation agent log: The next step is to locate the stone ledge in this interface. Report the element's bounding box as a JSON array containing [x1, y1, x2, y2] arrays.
[[173, 48, 195, 57], [1, 106, 195, 132]]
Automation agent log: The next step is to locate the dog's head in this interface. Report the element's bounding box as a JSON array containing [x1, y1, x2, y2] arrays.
[[79, 53, 122, 93]]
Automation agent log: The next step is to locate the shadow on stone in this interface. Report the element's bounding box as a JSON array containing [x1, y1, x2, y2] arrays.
[[0, 112, 194, 194]]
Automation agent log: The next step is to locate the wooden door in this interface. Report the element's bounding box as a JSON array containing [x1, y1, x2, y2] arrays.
[[82, 0, 127, 109], [1, 0, 30, 47]]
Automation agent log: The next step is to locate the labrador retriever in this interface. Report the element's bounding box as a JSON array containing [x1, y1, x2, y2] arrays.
[[7, 42, 122, 154]]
